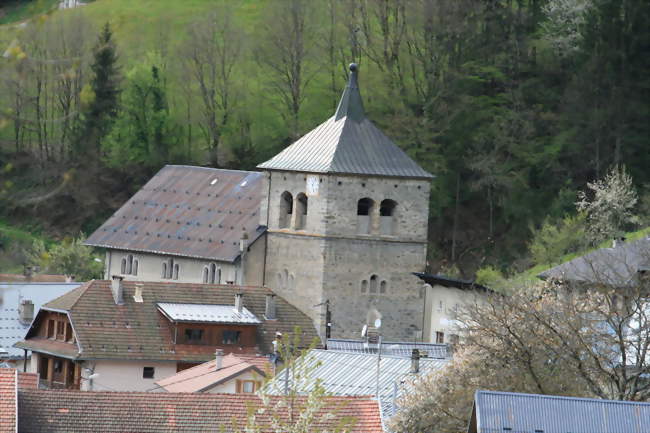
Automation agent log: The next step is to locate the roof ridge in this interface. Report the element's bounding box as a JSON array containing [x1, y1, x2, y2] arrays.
[[163, 165, 261, 175], [477, 389, 650, 405], [44, 281, 92, 311]]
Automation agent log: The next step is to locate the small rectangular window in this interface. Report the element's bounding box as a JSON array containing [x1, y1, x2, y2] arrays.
[[436, 331, 444, 344], [222, 330, 241, 345], [47, 320, 55, 338], [56, 321, 65, 340], [65, 323, 74, 342], [242, 380, 256, 393], [143, 367, 155, 379], [184, 328, 204, 344], [54, 359, 63, 373]]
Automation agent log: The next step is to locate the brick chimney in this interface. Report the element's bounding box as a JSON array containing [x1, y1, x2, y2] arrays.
[[265, 294, 276, 320], [111, 275, 124, 305]]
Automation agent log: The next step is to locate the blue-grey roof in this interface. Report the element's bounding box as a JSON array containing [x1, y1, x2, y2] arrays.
[[258, 64, 433, 179], [327, 338, 450, 359], [0, 282, 81, 359], [265, 349, 448, 426], [473, 390, 650, 433], [156, 302, 261, 324], [538, 237, 650, 286]]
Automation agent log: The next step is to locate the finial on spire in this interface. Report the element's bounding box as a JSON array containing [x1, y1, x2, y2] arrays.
[[334, 62, 365, 122]]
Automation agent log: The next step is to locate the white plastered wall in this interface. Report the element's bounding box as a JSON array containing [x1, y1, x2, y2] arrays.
[[423, 284, 488, 343], [81, 360, 177, 392]]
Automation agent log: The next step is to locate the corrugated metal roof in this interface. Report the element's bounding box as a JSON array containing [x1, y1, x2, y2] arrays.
[[85, 165, 265, 262], [474, 390, 650, 433], [0, 283, 81, 359], [265, 349, 448, 422], [156, 302, 261, 324], [258, 64, 433, 179], [538, 237, 650, 286], [326, 338, 450, 359]]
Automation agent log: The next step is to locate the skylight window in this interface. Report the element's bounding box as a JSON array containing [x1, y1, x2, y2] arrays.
[[241, 180, 248, 187], [210, 178, 218, 185]]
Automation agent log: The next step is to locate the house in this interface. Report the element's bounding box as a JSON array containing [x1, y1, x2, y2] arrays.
[[154, 350, 272, 394], [18, 389, 383, 433], [538, 236, 650, 287], [265, 348, 448, 426], [0, 280, 81, 368], [86, 63, 434, 342], [468, 390, 650, 433], [415, 273, 491, 344], [15, 278, 318, 391], [2, 366, 382, 432]]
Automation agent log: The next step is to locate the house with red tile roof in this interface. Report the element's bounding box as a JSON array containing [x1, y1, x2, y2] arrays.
[[17, 390, 383, 433], [14, 279, 318, 391], [154, 351, 272, 394]]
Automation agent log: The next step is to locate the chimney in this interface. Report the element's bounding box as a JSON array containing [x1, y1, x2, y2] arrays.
[[235, 293, 243, 313], [19, 299, 34, 325], [111, 275, 124, 305], [265, 294, 276, 320], [23, 266, 33, 279], [215, 349, 224, 370], [133, 284, 143, 303], [410, 349, 420, 374]]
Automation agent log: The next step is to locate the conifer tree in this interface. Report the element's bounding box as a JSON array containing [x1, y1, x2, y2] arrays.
[[75, 22, 120, 158]]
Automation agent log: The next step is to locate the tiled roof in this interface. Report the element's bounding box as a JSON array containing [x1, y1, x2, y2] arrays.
[[538, 237, 650, 286], [326, 338, 450, 359], [0, 274, 70, 283], [0, 282, 81, 359], [258, 64, 432, 180], [155, 353, 272, 393], [473, 390, 650, 433], [17, 280, 319, 362], [85, 165, 266, 262], [18, 390, 383, 433], [0, 368, 17, 433], [157, 303, 262, 324]]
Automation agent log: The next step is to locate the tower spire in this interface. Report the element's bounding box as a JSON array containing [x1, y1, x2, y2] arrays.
[[334, 63, 365, 122]]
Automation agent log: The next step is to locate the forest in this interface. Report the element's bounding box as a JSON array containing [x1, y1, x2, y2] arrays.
[[0, 0, 648, 277]]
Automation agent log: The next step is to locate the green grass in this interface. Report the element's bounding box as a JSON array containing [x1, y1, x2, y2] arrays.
[[509, 226, 650, 287], [0, 218, 49, 273], [0, 0, 59, 25]]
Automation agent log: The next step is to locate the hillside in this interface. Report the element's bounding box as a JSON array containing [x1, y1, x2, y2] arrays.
[[0, 0, 648, 276]]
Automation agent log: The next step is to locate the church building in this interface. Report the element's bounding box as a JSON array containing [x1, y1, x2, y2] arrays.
[[86, 64, 433, 341]]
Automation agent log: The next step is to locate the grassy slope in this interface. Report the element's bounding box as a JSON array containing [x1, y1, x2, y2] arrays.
[[509, 226, 650, 287], [0, 218, 48, 272], [0, 0, 58, 25]]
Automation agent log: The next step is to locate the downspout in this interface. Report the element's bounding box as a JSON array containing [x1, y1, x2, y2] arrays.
[[262, 171, 272, 286]]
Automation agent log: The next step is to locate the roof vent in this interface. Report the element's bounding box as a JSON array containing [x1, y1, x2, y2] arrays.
[[410, 349, 420, 374], [215, 349, 224, 370], [265, 294, 277, 320]]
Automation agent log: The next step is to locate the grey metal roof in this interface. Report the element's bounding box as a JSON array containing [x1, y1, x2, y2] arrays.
[[538, 237, 650, 286], [0, 283, 81, 359], [414, 273, 493, 293], [156, 302, 261, 324], [326, 338, 450, 359], [85, 165, 266, 262], [265, 349, 448, 424], [258, 64, 433, 179], [473, 390, 650, 433]]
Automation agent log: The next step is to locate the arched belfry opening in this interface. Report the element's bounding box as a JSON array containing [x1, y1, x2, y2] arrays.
[[295, 193, 308, 230], [380, 199, 397, 235], [357, 198, 374, 234], [279, 191, 293, 229]]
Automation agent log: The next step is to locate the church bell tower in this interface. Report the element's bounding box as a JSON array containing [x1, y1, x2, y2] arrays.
[[258, 64, 433, 341]]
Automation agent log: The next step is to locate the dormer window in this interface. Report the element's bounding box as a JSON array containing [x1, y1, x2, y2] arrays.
[[223, 330, 241, 345], [184, 328, 204, 344]]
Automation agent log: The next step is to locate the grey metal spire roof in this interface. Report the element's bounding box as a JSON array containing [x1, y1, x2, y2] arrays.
[[258, 64, 433, 179]]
